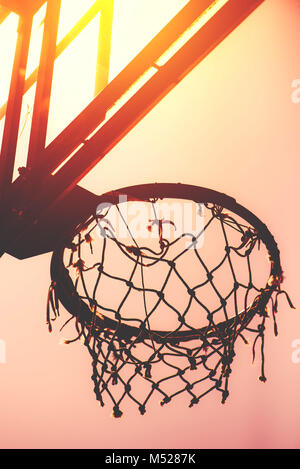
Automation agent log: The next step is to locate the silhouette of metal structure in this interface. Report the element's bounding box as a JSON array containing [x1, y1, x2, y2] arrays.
[[0, 0, 265, 259]]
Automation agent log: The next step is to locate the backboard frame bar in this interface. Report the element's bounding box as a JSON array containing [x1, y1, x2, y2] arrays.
[[0, 15, 32, 197], [27, 0, 61, 168]]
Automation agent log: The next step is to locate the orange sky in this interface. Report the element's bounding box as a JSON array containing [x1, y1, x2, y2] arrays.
[[0, 0, 299, 449]]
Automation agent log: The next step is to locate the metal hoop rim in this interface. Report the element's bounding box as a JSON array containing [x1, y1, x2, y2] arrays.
[[50, 183, 282, 344]]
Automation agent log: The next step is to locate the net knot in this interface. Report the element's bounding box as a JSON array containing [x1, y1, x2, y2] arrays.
[[124, 349, 132, 358], [178, 315, 185, 324], [65, 241, 77, 252], [207, 313, 214, 322], [258, 324, 265, 334], [89, 299, 97, 309], [85, 233, 93, 244], [160, 396, 171, 406], [112, 373, 118, 385], [112, 406, 123, 418], [187, 288, 196, 298], [156, 291, 164, 300], [207, 272, 214, 281], [95, 390, 103, 403], [125, 383, 131, 393], [139, 405, 146, 415], [188, 356, 197, 370], [189, 397, 199, 407], [185, 383, 193, 391], [126, 246, 140, 256], [73, 259, 85, 275], [144, 364, 152, 378], [222, 390, 229, 404], [216, 378, 222, 388], [222, 355, 233, 366]]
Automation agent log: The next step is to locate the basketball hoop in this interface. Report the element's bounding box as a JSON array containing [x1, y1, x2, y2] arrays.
[[48, 184, 293, 417]]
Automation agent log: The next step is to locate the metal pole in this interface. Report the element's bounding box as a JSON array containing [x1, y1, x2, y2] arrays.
[[27, 0, 61, 168], [0, 14, 32, 199]]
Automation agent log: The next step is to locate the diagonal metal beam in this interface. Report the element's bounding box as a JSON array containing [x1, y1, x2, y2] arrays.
[[30, 0, 215, 178], [0, 15, 32, 198], [41, 0, 265, 203]]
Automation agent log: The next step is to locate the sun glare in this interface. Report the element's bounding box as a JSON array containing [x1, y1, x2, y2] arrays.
[[0, 13, 18, 107], [1, 0, 228, 182]]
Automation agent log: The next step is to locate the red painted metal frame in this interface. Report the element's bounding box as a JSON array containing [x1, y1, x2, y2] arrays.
[[27, 0, 61, 167], [0, 0, 266, 259], [0, 14, 32, 198]]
